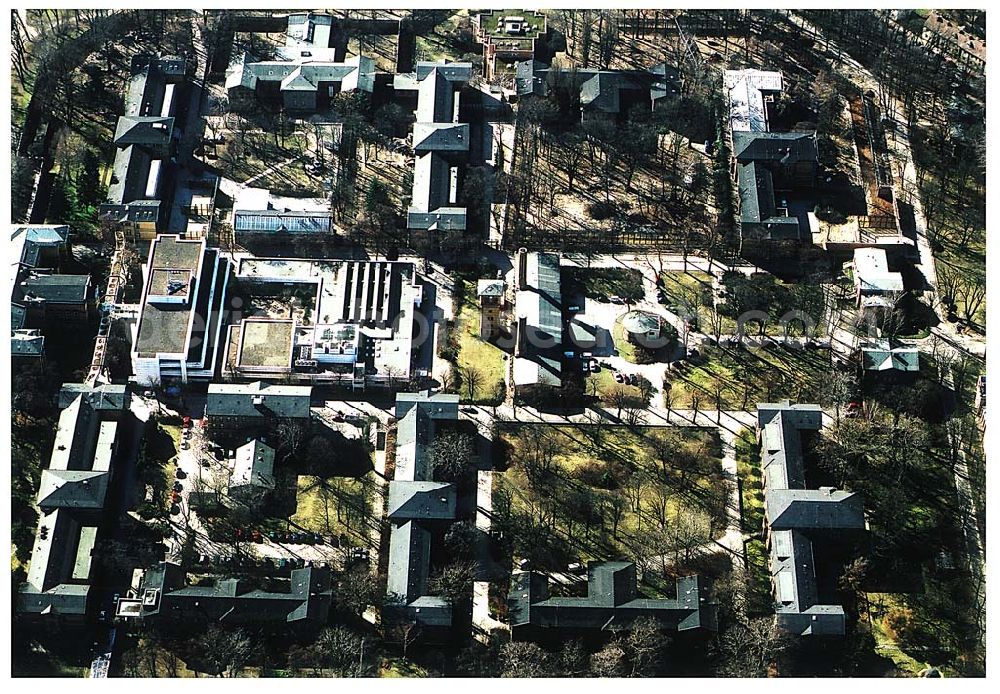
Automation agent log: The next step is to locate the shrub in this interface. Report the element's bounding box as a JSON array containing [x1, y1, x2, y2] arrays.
[[586, 201, 617, 220]]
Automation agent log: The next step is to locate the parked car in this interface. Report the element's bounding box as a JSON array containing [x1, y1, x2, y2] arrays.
[[330, 411, 345, 422], [175, 468, 186, 479], [590, 361, 601, 373], [181, 441, 190, 450], [200, 459, 212, 468], [461, 406, 478, 415], [251, 530, 263, 544], [182, 416, 192, 428], [170, 504, 180, 515], [172, 481, 183, 493], [582, 361, 592, 373], [312, 533, 324, 545], [170, 491, 180, 504], [613, 372, 625, 383], [628, 374, 639, 386]]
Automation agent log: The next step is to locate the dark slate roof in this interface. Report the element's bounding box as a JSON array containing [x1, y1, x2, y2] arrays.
[[11, 304, 27, 330], [515, 59, 547, 96], [515, 61, 674, 111], [767, 488, 866, 530], [386, 519, 431, 603], [113, 116, 175, 148], [140, 562, 332, 624], [11, 225, 69, 267], [230, 56, 375, 95], [19, 273, 91, 304], [737, 162, 802, 239], [58, 383, 130, 411], [404, 61, 471, 232], [648, 62, 681, 101], [395, 390, 460, 420], [580, 72, 626, 113], [37, 469, 111, 511], [18, 582, 91, 616], [757, 402, 864, 637], [860, 338, 920, 372], [11, 329, 44, 357], [509, 562, 717, 633], [18, 386, 130, 619], [412, 122, 470, 152], [205, 381, 312, 420], [384, 392, 461, 627], [99, 200, 163, 225], [105, 144, 156, 207], [388, 481, 457, 520], [732, 131, 818, 163]]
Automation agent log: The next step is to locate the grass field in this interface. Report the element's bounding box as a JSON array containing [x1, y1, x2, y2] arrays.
[[664, 342, 834, 410], [659, 270, 714, 327], [290, 475, 374, 548], [494, 424, 728, 589], [455, 301, 507, 404], [585, 367, 646, 405]]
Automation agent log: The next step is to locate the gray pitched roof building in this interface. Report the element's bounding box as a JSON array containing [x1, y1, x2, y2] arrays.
[[100, 55, 185, 230], [724, 69, 819, 243], [18, 273, 92, 305], [860, 338, 920, 372], [11, 225, 68, 269], [18, 385, 132, 620], [509, 562, 717, 636], [205, 381, 313, 422], [384, 391, 461, 628], [514, 61, 680, 116], [734, 131, 818, 241], [757, 401, 866, 636], [513, 251, 563, 389], [229, 439, 277, 492], [394, 62, 472, 232], [10, 328, 45, 358], [226, 54, 375, 111], [132, 561, 332, 624]]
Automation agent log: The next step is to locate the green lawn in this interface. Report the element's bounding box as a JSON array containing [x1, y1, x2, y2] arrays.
[[611, 319, 639, 363], [664, 343, 834, 410], [455, 301, 507, 404], [585, 368, 645, 406], [494, 424, 728, 588], [734, 427, 764, 534], [380, 657, 429, 678], [659, 270, 714, 328], [290, 475, 374, 547]]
